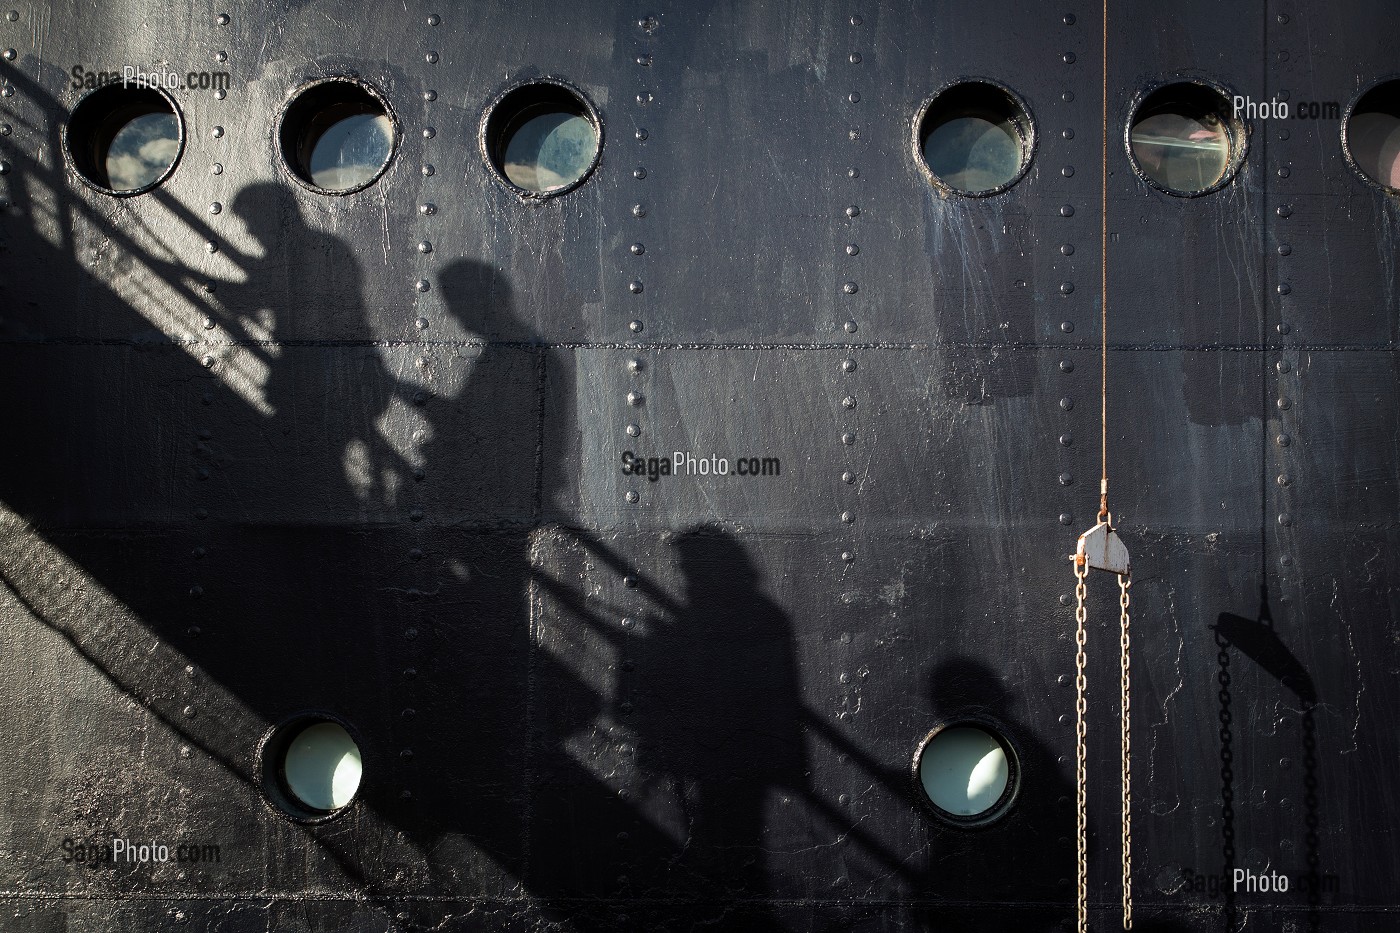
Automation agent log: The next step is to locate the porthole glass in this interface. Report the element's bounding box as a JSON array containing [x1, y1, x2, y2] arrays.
[[1345, 80, 1400, 192], [917, 81, 1034, 196], [279, 79, 397, 193], [283, 721, 362, 812], [916, 723, 1016, 823], [64, 85, 183, 195], [1128, 82, 1244, 196], [484, 81, 601, 195]]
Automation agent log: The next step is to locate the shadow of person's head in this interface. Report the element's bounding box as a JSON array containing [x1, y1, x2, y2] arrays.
[[674, 525, 761, 600], [437, 258, 521, 340], [230, 181, 305, 251]]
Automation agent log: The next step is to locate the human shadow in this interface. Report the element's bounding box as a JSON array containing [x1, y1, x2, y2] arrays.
[[1212, 584, 1323, 933]]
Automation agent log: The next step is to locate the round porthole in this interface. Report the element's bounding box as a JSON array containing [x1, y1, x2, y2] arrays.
[[259, 714, 363, 820], [278, 78, 397, 194], [914, 721, 1019, 826], [482, 79, 602, 197], [915, 80, 1035, 196], [1344, 78, 1400, 194], [63, 84, 183, 195], [1127, 80, 1246, 196]]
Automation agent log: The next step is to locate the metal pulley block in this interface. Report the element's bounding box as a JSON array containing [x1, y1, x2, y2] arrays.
[[1075, 517, 1130, 575]]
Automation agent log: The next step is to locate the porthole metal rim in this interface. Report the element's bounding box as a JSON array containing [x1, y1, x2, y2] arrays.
[[1124, 75, 1250, 199], [61, 82, 186, 198], [912, 76, 1038, 199], [254, 709, 366, 824], [478, 74, 605, 201], [275, 75, 401, 197], [910, 715, 1022, 829], [1340, 73, 1400, 197]]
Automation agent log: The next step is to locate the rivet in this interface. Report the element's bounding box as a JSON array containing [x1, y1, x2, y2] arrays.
[[202, 317, 216, 330], [1062, 128, 1075, 140], [409, 508, 425, 522], [180, 746, 193, 759], [1059, 359, 1074, 373], [1277, 12, 1289, 23], [627, 358, 644, 373], [1278, 514, 1293, 527], [0, 124, 9, 135], [423, 89, 437, 101], [1277, 474, 1291, 487], [627, 391, 644, 406], [0, 161, 8, 174], [623, 575, 638, 588], [846, 243, 859, 256], [1062, 165, 1075, 177], [636, 127, 649, 141], [632, 203, 647, 217], [1280, 554, 1294, 567], [427, 13, 441, 25], [1059, 473, 1074, 486], [183, 706, 197, 719], [633, 166, 647, 179], [630, 242, 645, 255], [625, 491, 639, 503], [404, 667, 417, 677], [192, 547, 206, 559], [1059, 594, 1073, 606], [636, 93, 653, 105], [425, 51, 439, 63], [626, 424, 640, 437], [842, 395, 857, 409], [1063, 13, 1077, 24], [201, 392, 213, 405], [4, 10, 15, 21], [209, 202, 222, 214], [412, 390, 429, 407], [1277, 90, 1291, 103], [1277, 205, 1292, 218], [849, 52, 862, 64], [842, 471, 855, 483], [413, 467, 426, 480], [418, 240, 432, 253], [415, 317, 430, 329], [190, 585, 204, 598], [846, 205, 860, 217], [843, 320, 858, 333], [1277, 397, 1291, 410], [639, 14, 658, 31], [1060, 204, 1075, 217], [201, 355, 215, 368], [187, 626, 201, 636], [1060, 281, 1074, 295], [847, 167, 860, 178], [422, 164, 435, 176], [1061, 244, 1075, 256], [850, 14, 862, 25], [1276, 360, 1290, 373], [211, 125, 225, 139], [1063, 52, 1076, 64], [848, 129, 861, 141], [1060, 321, 1075, 333], [409, 548, 424, 561], [843, 281, 858, 294], [849, 92, 860, 103], [1277, 322, 1291, 335], [0, 86, 12, 97], [1059, 513, 1073, 526], [841, 551, 855, 562], [405, 627, 418, 639], [1276, 433, 1291, 447], [420, 203, 436, 215], [209, 163, 223, 175], [628, 280, 644, 294], [1278, 166, 1291, 178], [1059, 397, 1074, 411], [415, 279, 430, 293], [1277, 283, 1291, 295], [1063, 91, 1075, 102], [841, 511, 855, 524], [636, 54, 653, 66], [214, 51, 228, 63], [842, 358, 857, 373], [629, 320, 644, 333], [842, 432, 856, 445]]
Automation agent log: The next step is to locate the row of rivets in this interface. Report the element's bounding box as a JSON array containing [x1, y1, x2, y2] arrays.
[[839, 12, 863, 558], [1273, 65, 1296, 568], [624, 14, 656, 508]]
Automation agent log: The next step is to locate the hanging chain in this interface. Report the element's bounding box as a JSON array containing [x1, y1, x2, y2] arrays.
[[1074, 556, 1090, 933], [1120, 573, 1133, 929]]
